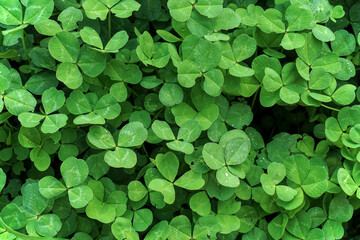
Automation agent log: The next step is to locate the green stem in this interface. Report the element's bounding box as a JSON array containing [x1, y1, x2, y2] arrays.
[[135, 162, 155, 180], [0, 162, 13, 166], [151, 106, 165, 123], [51, 11, 61, 17], [5, 121, 14, 131], [142, 145, 150, 159], [321, 104, 340, 112], [24, 30, 31, 46], [0, 218, 67, 240], [251, 89, 259, 109], [39, 107, 46, 116], [21, 30, 30, 65], [125, 83, 139, 97], [108, 10, 111, 41]]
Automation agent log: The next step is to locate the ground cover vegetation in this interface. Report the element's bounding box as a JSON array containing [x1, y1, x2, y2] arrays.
[[0, 0, 359, 239]]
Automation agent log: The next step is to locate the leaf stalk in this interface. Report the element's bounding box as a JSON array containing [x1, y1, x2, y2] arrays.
[[21, 30, 30, 65], [321, 104, 340, 112], [108, 10, 111, 41]]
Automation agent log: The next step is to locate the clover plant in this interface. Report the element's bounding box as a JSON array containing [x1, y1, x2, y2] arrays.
[[0, 0, 359, 239]]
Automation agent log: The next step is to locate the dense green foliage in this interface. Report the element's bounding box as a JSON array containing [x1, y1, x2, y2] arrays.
[[0, 0, 360, 239]]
